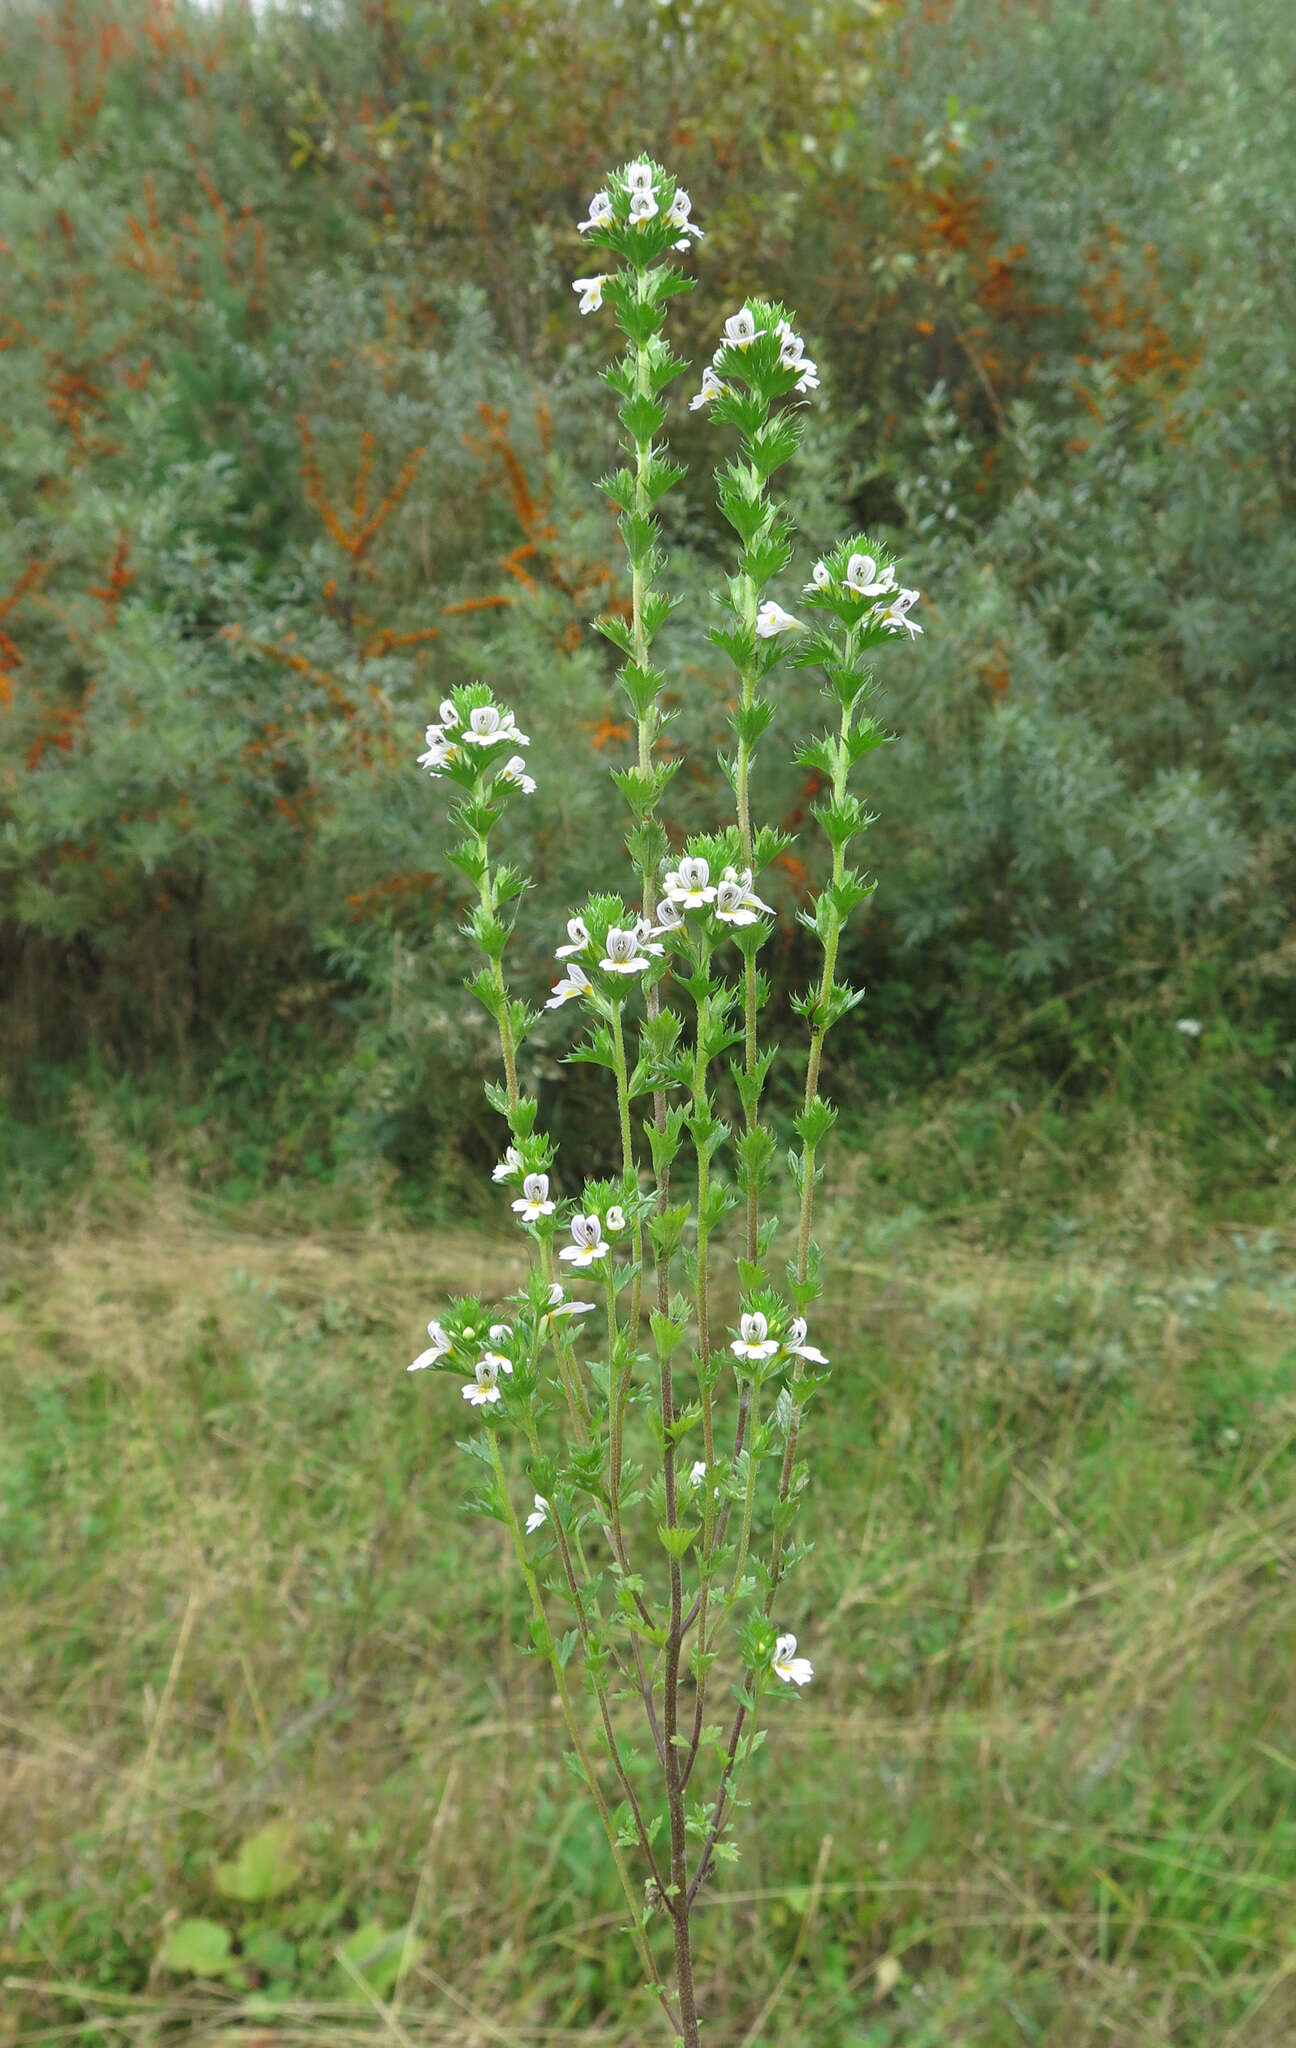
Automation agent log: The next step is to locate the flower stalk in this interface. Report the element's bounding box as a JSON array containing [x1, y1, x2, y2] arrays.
[[405, 160, 921, 2047]]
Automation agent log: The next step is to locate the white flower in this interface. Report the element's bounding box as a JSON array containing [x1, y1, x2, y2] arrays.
[[545, 1281, 596, 1319], [605, 1204, 626, 1234], [462, 704, 530, 748], [687, 1459, 709, 1487], [845, 553, 893, 597], [629, 187, 659, 225], [652, 897, 684, 934], [417, 731, 460, 776], [632, 914, 665, 958], [1176, 1017, 1204, 1038], [795, 362, 820, 394], [877, 588, 923, 637], [667, 186, 703, 242], [512, 1172, 556, 1222], [573, 274, 607, 315], [731, 1311, 780, 1361], [492, 1146, 524, 1183], [488, 1323, 512, 1348], [772, 1632, 814, 1686], [754, 601, 802, 639], [546, 961, 592, 1009], [438, 697, 459, 728], [556, 915, 592, 959], [663, 856, 715, 907], [601, 926, 652, 974], [578, 189, 613, 234], [718, 308, 765, 352], [462, 1357, 502, 1406], [714, 878, 765, 926], [784, 1317, 829, 1365], [525, 1493, 550, 1534], [776, 319, 806, 366], [804, 559, 833, 594], [408, 1318, 451, 1372], [498, 754, 536, 794], [559, 1213, 611, 1267], [689, 365, 727, 412], [720, 865, 774, 918], [624, 159, 655, 192]]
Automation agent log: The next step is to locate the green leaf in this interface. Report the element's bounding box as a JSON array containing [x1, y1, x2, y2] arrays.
[[335, 1919, 425, 2000], [213, 1820, 300, 1903], [156, 1916, 236, 1977]]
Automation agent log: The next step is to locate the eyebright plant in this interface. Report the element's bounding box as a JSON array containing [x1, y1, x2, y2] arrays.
[[405, 158, 922, 2046]]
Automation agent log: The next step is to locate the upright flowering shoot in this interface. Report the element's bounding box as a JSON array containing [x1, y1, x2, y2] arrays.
[[402, 162, 927, 2048]]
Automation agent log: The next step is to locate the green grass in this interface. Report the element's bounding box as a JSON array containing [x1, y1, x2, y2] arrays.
[[2, 1108, 1295, 2046]]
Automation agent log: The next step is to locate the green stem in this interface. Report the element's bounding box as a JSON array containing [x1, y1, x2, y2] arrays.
[[543, 1491, 666, 1893], [487, 1430, 675, 2033], [735, 573, 760, 1267], [477, 831, 520, 1119]]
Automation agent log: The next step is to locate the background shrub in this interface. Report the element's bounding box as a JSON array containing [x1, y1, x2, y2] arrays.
[[1, 0, 1292, 1181]]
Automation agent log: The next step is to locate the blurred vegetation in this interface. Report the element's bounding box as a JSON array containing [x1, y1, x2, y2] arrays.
[[0, 0, 1292, 1194]]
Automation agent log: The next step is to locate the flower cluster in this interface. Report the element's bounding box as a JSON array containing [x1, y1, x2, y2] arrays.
[[406, 1311, 513, 1406], [408, 1284, 597, 1409], [559, 1201, 627, 1267], [543, 910, 658, 1005], [691, 306, 819, 410], [577, 158, 704, 252], [802, 548, 923, 639], [729, 1312, 829, 1367], [418, 693, 534, 779], [658, 856, 773, 931]]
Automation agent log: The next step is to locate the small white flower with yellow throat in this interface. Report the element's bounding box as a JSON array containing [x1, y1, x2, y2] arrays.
[[511, 1173, 556, 1222], [560, 1213, 611, 1268], [462, 1356, 503, 1407], [600, 926, 653, 974], [577, 189, 613, 234], [689, 365, 727, 412], [755, 600, 802, 639], [462, 704, 530, 748], [663, 856, 715, 908], [731, 1312, 779, 1362], [546, 962, 592, 1009], [845, 553, 895, 598], [573, 275, 608, 315], [525, 1494, 550, 1534], [772, 1632, 814, 1686], [717, 307, 765, 353], [783, 1317, 829, 1365]]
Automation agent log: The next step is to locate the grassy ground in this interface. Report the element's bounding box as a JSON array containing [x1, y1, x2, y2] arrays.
[[3, 1097, 1295, 2047]]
